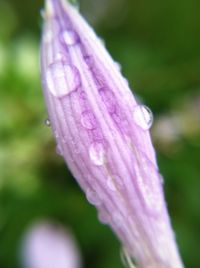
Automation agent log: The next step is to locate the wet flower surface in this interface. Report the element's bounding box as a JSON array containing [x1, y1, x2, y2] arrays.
[[40, 0, 184, 267]]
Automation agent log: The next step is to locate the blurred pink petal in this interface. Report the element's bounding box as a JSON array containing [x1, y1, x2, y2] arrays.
[[22, 221, 81, 268]]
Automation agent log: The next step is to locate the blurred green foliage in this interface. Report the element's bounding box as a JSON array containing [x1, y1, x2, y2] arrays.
[[0, 0, 200, 267]]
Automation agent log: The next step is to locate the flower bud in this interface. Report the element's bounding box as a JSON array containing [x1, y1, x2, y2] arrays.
[[40, 1, 184, 267]]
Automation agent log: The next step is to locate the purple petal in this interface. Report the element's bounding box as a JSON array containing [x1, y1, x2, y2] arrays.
[[40, 1, 184, 267]]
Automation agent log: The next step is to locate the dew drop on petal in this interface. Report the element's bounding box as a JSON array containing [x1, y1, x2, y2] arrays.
[[56, 144, 63, 156], [107, 176, 117, 191], [99, 88, 116, 113], [135, 151, 163, 214], [84, 55, 94, 68], [98, 209, 110, 224], [44, 118, 51, 127], [120, 247, 137, 268], [61, 30, 79, 46], [89, 142, 105, 166], [133, 105, 153, 130], [81, 110, 97, 130], [112, 212, 123, 228], [86, 188, 102, 206], [46, 61, 81, 98]]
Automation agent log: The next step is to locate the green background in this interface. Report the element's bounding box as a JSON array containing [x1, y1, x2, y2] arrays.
[[0, 0, 200, 267]]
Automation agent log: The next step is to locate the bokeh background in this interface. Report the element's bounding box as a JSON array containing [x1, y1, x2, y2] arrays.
[[0, 0, 200, 267]]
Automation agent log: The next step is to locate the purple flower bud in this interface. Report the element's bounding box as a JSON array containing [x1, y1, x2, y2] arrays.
[[40, 0, 184, 267]]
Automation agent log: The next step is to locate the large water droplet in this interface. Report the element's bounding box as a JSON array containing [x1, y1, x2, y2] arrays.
[[89, 142, 105, 166], [133, 105, 153, 130], [86, 188, 102, 206], [120, 247, 137, 268], [61, 30, 79, 46], [44, 118, 51, 127], [81, 110, 97, 130], [99, 88, 116, 113], [46, 61, 81, 98]]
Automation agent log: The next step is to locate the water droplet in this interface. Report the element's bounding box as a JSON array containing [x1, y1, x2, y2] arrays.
[[56, 144, 63, 156], [44, 30, 53, 43], [61, 30, 79, 46], [86, 188, 102, 206], [112, 212, 123, 228], [89, 142, 105, 166], [115, 61, 121, 71], [133, 105, 153, 130], [84, 55, 94, 68], [46, 61, 81, 98], [107, 175, 123, 192], [120, 247, 137, 268], [99, 88, 116, 113], [40, 9, 45, 19], [81, 110, 97, 130], [90, 128, 104, 141], [135, 151, 163, 213], [45, 118, 51, 127], [98, 209, 110, 224], [107, 177, 117, 191]]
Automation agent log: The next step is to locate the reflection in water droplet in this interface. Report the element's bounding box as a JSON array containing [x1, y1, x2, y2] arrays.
[[89, 142, 105, 166], [46, 61, 81, 98], [133, 105, 153, 130], [61, 30, 79, 46], [45, 118, 51, 127], [86, 188, 102, 206], [81, 110, 97, 130], [120, 247, 137, 268]]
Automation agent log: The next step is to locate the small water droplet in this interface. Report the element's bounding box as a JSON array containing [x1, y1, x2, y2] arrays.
[[81, 110, 97, 130], [89, 142, 105, 166], [45, 118, 51, 127], [107, 177, 117, 191], [135, 151, 163, 213], [86, 188, 102, 206], [112, 212, 123, 228], [107, 175, 123, 192], [98, 209, 110, 224], [56, 144, 63, 156], [61, 30, 79, 46], [46, 61, 81, 98], [44, 30, 53, 43], [115, 61, 121, 71], [40, 9, 45, 19], [120, 247, 137, 268], [133, 105, 153, 130], [84, 55, 94, 68], [99, 88, 116, 113]]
